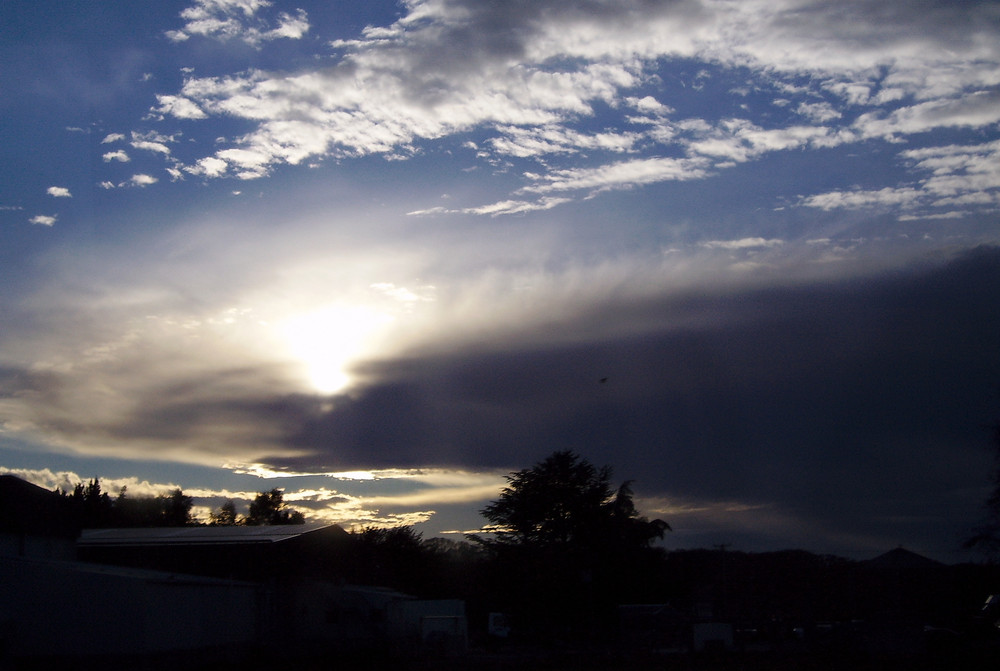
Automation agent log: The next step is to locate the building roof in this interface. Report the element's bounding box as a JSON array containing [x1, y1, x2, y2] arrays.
[[865, 546, 943, 569], [0, 474, 79, 538], [1, 552, 259, 587], [79, 522, 342, 547]]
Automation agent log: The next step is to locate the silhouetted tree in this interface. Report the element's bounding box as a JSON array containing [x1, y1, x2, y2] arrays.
[[480, 451, 669, 551], [162, 488, 193, 526], [62, 480, 195, 527], [475, 451, 669, 637], [209, 498, 239, 526], [245, 488, 305, 525], [68, 478, 113, 527], [113, 485, 166, 526]]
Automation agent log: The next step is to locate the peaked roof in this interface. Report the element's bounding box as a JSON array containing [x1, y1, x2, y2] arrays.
[[865, 546, 943, 569], [0, 475, 79, 538], [79, 522, 344, 547]]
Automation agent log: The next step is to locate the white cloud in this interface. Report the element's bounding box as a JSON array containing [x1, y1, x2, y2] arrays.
[[855, 91, 1000, 140], [103, 150, 131, 162], [796, 101, 842, 123], [685, 119, 847, 163], [130, 174, 158, 187], [901, 139, 1000, 195], [99, 181, 117, 189], [801, 187, 924, 211], [0, 467, 185, 498], [701, 238, 785, 250], [522, 156, 711, 194], [29, 215, 57, 226], [186, 156, 229, 177], [409, 197, 573, 217], [140, 0, 999, 219], [166, 0, 309, 46], [131, 140, 171, 155], [101, 133, 125, 144], [898, 211, 968, 221], [801, 138, 1000, 215], [627, 95, 673, 115], [152, 94, 207, 120], [46, 186, 72, 198], [490, 125, 641, 158]]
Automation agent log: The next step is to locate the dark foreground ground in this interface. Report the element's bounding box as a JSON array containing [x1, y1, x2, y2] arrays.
[[9, 639, 999, 671]]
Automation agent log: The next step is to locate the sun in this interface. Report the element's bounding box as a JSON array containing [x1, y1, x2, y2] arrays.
[[279, 303, 395, 394]]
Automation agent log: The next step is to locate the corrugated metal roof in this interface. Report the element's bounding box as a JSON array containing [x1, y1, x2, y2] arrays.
[[78, 522, 338, 547], [2, 553, 259, 587]]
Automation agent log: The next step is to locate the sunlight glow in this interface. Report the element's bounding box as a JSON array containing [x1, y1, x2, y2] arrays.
[[280, 304, 394, 394]]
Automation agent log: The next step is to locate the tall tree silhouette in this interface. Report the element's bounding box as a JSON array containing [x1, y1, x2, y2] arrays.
[[476, 451, 669, 636], [480, 450, 668, 550], [162, 488, 193, 526]]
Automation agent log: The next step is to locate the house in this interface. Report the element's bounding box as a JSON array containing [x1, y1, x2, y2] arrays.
[[79, 524, 468, 654], [0, 477, 468, 662], [0, 474, 78, 560]]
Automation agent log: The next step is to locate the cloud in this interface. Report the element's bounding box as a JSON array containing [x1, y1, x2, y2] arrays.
[[801, 139, 1000, 215], [802, 187, 924, 211], [103, 150, 130, 163], [152, 94, 207, 120], [130, 131, 174, 155], [132, 0, 998, 231], [522, 156, 711, 194], [796, 101, 841, 123], [166, 0, 309, 46], [5, 240, 997, 473], [700, 238, 784, 250], [489, 125, 642, 158], [129, 174, 158, 187], [131, 141, 171, 155], [46, 186, 72, 198], [5, 0, 1000, 560], [855, 90, 1000, 140], [408, 197, 573, 217], [0, 467, 185, 498], [29, 215, 56, 226], [186, 156, 228, 177]]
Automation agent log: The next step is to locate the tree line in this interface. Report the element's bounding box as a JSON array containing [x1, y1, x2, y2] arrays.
[[37, 447, 1000, 644], [57, 479, 304, 528], [57, 451, 672, 638]]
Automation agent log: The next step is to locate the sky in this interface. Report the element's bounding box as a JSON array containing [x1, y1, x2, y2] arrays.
[[1, 0, 999, 563]]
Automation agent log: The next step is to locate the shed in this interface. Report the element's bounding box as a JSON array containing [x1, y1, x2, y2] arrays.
[[78, 522, 350, 581], [0, 475, 79, 560]]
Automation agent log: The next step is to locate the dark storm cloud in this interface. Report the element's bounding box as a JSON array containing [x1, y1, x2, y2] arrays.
[[256, 246, 1000, 551]]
